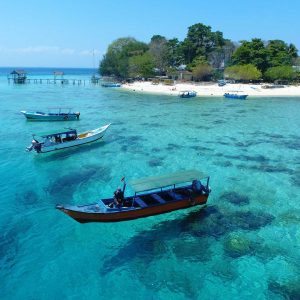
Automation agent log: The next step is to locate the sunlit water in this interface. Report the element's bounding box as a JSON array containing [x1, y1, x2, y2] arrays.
[[0, 69, 300, 299]]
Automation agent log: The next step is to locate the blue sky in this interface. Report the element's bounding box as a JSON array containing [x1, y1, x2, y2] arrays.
[[0, 0, 299, 67]]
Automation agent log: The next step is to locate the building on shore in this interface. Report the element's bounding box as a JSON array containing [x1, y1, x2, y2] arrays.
[[167, 70, 193, 82]]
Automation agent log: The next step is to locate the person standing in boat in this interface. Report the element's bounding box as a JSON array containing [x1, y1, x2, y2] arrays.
[[113, 188, 124, 207], [110, 177, 126, 208]]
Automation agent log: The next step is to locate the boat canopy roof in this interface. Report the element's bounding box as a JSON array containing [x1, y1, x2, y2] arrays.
[[38, 129, 77, 138], [129, 169, 208, 193]]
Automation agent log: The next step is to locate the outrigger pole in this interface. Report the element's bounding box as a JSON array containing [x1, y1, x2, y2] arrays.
[[121, 176, 126, 193]]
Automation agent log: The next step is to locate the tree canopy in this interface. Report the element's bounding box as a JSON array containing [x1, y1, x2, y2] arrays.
[[191, 57, 213, 81], [181, 23, 225, 64], [99, 23, 298, 82], [100, 37, 148, 78], [148, 35, 168, 73], [224, 64, 262, 81], [230, 38, 298, 73], [264, 66, 297, 82], [128, 52, 155, 79]]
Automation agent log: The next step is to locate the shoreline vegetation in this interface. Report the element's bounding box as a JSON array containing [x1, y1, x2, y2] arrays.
[[99, 22, 300, 96]]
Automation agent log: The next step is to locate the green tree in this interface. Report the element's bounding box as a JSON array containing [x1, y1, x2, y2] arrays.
[[264, 66, 297, 82], [181, 23, 225, 64], [148, 35, 168, 73], [224, 64, 262, 81], [266, 40, 298, 67], [166, 38, 184, 67], [128, 52, 155, 78], [231, 38, 268, 72], [100, 37, 148, 78]]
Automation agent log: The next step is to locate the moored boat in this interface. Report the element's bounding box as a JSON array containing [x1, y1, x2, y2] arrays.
[[56, 170, 211, 223], [179, 90, 197, 98], [101, 82, 121, 87], [224, 93, 248, 100], [21, 108, 80, 121], [26, 124, 110, 153]]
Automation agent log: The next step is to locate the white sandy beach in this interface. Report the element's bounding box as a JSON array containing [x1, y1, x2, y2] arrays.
[[121, 81, 300, 97]]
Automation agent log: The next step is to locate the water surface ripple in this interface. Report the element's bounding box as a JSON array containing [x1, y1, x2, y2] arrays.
[[0, 72, 300, 299]]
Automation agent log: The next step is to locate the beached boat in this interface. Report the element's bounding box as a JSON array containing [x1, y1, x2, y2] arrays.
[[224, 93, 248, 100], [56, 170, 211, 223], [26, 124, 110, 153], [179, 90, 197, 98], [21, 108, 80, 121], [101, 82, 121, 87]]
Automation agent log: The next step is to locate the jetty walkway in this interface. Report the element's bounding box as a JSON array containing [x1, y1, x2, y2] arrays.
[[7, 78, 100, 85]]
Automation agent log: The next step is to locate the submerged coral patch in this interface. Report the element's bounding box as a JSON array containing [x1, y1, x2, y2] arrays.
[[46, 165, 111, 198], [171, 237, 212, 262], [217, 161, 233, 167], [151, 147, 161, 153], [20, 190, 39, 206], [268, 280, 300, 300], [250, 164, 293, 174], [165, 143, 183, 151], [220, 191, 250, 206], [223, 233, 253, 258], [190, 145, 212, 152], [148, 158, 164, 167]]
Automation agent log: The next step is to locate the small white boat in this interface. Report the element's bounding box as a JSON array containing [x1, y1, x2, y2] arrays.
[[27, 124, 111, 153], [21, 108, 80, 121]]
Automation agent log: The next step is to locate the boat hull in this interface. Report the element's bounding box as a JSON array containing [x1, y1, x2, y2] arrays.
[[224, 94, 248, 100], [21, 111, 79, 121], [38, 124, 110, 153], [101, 83, 121, 87], [57, 194, 209, 223]]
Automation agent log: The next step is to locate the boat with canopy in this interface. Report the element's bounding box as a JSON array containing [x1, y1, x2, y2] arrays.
[[26, 124, 111, 153], [56, 170, 211, 223], [21, 108, 80, 121], [179, 90, 197, 98]]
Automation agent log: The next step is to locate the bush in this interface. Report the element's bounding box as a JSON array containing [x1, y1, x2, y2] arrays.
[[224, 64, 262, 81], [264, 66, 297, 82], [192, 62, 213, 81]]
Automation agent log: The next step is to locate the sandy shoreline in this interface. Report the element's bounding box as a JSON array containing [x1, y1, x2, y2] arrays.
[[121, 81, 300, 97]]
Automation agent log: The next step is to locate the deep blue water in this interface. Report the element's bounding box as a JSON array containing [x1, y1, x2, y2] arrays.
[[0, 71, 300, 299]]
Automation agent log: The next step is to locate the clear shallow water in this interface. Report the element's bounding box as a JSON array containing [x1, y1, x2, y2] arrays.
[[0, 71, 300, 299]]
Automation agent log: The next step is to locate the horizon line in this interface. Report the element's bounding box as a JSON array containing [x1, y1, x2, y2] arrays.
[[0, 66, 98, 69]]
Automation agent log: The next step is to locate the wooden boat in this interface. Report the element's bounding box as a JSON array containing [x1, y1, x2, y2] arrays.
[[26, 124, 110, 153], [179, 90, 197, 98], [224, 93, 248, 100], [21, 108, 80, 121], [56, 170, 211, 223], [101, 82, 121, 87]]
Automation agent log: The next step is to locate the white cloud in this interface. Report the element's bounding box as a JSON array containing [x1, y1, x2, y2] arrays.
[[0, 46, 102, 57], [0, 45, 80, 55]]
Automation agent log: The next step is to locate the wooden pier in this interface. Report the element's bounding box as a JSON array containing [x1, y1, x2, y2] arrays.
[[7, 78, 101, 85], [7, 70, 101, 85]]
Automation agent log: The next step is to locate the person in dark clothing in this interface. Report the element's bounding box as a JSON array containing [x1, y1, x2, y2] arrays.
[[108, 188, 124, 208]]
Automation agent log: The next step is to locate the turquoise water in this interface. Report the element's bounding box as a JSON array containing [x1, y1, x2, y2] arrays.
[[0, 70, 300, 299]]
